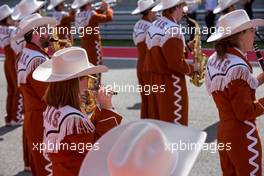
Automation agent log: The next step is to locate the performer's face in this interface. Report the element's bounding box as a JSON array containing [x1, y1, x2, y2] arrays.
[[32, 26, 50, 49], [171, 4, 185, 21], [241, 28, 256, 51], [148, 11, 157, 22], [39, 28, 50, 48]]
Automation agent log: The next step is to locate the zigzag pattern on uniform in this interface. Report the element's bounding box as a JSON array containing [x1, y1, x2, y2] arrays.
[[244, 120, 260, 176], [172, 74, 182, 124]]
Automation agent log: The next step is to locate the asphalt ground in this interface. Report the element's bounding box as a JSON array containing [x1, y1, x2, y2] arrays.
[[0, 58, 264, 176]]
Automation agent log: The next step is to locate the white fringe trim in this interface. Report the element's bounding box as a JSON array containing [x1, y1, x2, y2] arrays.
[[206, 65, 259, 94], [17, 57, 46, 86], [44, 116, 95, 154]]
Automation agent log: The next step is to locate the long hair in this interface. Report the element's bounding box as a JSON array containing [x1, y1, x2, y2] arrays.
[[214, 31, 243, 60], [44, 78, 80, 109]]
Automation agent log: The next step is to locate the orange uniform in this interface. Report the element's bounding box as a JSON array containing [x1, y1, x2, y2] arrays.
[[0, 25, 19, 124], [17, 43, 50, 176], [205, 48, 264, 176], [133, 17, 152, 119], [43, 105, 122, 176], [145, 15, 194, 125], [10, 27, 29, 168], [75, 8, 113, 86], [52, 10, 75, 47]]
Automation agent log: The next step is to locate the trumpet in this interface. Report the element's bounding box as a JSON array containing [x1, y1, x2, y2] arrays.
[[92, 0, 118, 10]]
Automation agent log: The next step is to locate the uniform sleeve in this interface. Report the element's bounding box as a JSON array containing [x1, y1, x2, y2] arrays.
[[162, 38, 194, 75], [228, 79, 264, 121], [90, 107, 122, 140], [27, 72, 48, 100], [91, 8, 113, 24]]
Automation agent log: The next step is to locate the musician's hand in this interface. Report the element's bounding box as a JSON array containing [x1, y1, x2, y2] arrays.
[[95, 85, 113, 110], [100, 1, 109, 11], [257, 72, 264, 86]]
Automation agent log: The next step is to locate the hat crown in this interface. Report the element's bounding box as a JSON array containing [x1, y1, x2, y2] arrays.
[[107, 122, 177, 176], [51, 47, 91, 75], [218, 9, 250, 31], [72, 0, 93, 9], [138, 0, 155, 11], [18, 13, 42, 30], [19, 0, 42, 13], [218, 0, 237, 8], [0, 5, 13, 21], [48, 0, 65, 10], [162, 0, 185, 7]]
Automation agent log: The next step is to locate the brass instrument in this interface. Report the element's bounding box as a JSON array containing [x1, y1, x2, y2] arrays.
[[80, 78, 98, 115], [186, 16, 208, 87], [92, 0, 118, 10]]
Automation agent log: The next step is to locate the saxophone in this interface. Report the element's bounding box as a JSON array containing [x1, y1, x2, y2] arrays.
[[186, 16, 208, 87]]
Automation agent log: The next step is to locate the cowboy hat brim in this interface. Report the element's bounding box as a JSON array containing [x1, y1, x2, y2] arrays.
[[0, 8, 14, 21], [32, 59, 108, 82], [14, 16, 57, 40], [131, 1, 159, 15], [213, 0, 239, 14], [79, 119, 207, 176], [11, 1, 46, 21], [71, 0, 93, 9], [152, 0, 186, 12], [47, 0, 65, 10], [207, 19, 264, 42]]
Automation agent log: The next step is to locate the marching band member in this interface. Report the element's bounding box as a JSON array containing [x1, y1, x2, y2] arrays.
[[145, 0, 199, 125], [0, 5, 20, 127], [131, 0, 157, 119], [48, 0, 76, 49], [213, 0, 238, 15], [32, 47, 122, 176], [10, 0, 47, 172], [206, 10, 264, 176], [15, 13, 57, 176], [72, 0, 114, 86]]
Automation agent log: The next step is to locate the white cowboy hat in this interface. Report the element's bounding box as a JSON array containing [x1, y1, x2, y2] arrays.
[[11, 0, 46, 21], [33, 47, 108, 82], [152, 0, 186, 12], [131, 0, 159, 15], [0, 5, 14, 21], [79, 119, 207, 176], [14, 13, 57, 40], [71, 0, 93, 9], [207, 9, 264, 42], [213, 0, 239, 14], [47, 0, 66, 10]]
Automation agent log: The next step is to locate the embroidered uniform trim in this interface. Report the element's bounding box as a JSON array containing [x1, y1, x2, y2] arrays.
[[244, 120, 260, 176], [172, 74, 182, 124]]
